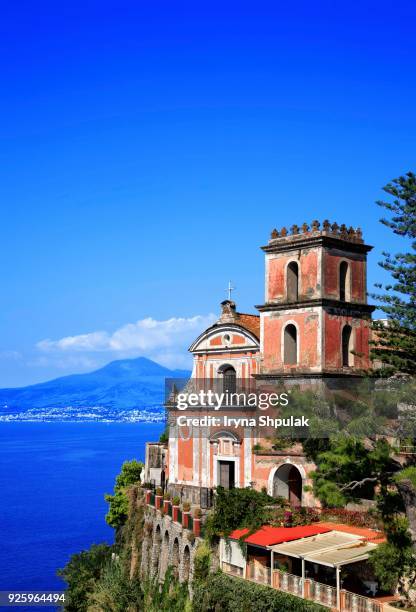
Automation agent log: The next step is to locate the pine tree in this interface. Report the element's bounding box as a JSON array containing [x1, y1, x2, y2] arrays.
[[371, 171, 416, 375]]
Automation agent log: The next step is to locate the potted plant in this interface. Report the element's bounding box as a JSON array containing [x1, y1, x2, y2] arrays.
[[172, 496, 181, 522], [193, 507, 202, 536], [155, 486, 163, 509], [182, 500, 191, 528]]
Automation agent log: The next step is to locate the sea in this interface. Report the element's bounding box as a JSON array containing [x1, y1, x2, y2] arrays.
[[0, 421, 163, 602]]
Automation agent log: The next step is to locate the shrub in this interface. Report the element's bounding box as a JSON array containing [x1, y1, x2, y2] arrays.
[[182, 501, 191, 512], [57, 544, 113, 612], [319, 507, 380, 529], [270, 505, 320, 527], [194, 507, 202, 518], [87, 558, 143, 611], [155, 487, 163, 496], [163, 492, 171, 501], [105, 460, 143, 529], [143, 566, 191, 611], [193, 542, 211, 583], [159, 425, 169, 444], [205, 486, 276, 541], [192, 572, 326, 612], [172, 496, 180, 506]]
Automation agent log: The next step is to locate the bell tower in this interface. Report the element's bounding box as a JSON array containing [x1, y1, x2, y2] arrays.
[[257, 220, 375, 378]]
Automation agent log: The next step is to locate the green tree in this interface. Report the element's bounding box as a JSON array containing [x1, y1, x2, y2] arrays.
[[310, 436, 394, 507], [57, 544, 112, 612], [105, 460, 143, 529], [370, 514, 416, 605], [371, 171, 416, 375]]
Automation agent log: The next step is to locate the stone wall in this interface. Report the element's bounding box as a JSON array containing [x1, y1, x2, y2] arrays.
[[141, 505, 203, 585], [167, 483, 208, 506]]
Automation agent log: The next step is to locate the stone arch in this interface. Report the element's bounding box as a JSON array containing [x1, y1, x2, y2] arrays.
[[181, 545, 191, 583], [159, 530, 170, 579], [210, 430, 240, 443], [268, 462, 305, 506], [152, 524, 162, 577], [172, 537, 180, 579]]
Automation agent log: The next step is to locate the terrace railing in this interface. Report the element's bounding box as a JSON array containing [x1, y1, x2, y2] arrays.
[[276, 570, 303, 597], [246, 562, 271, 586], [271, 570, 384, 611], [343, 590, 382, 612], [222, 562, 244, 578], [309, 578, 337, 609]]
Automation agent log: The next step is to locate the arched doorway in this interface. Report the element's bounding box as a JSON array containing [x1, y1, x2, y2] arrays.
[[182, 545, 191, 583], [172, 538, 180, 579], [273, 464, 303, 506]]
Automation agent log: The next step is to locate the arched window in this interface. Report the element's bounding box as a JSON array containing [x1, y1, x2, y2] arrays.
[[339, 261, 349, 301], [222, 365, 236, 394], [342, 325, 353, 367], [287, 261, 299, 302], [284, 324, 297, 365]]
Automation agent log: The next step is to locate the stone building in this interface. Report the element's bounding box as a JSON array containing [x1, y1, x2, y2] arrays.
[[142, 220, 375, 582]]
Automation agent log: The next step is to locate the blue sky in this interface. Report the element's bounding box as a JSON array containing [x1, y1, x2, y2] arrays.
[[1, 1, 415, 386]]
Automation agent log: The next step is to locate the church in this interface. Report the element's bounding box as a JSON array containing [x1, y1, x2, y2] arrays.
[[145, 220, 374, 508]]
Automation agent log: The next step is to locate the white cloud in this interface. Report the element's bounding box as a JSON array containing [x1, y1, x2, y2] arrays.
[[37, 314, 216, 356]]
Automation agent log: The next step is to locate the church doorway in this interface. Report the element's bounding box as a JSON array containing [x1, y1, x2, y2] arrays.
[[218, 460, 235, 489], [272, 464, 302, 506]]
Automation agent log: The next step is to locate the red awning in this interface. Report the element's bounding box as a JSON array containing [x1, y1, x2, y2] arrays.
[[229, 524, 331, 547]]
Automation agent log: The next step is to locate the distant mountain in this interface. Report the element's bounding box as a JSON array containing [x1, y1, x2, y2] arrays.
[[0, 357, 190, 414]]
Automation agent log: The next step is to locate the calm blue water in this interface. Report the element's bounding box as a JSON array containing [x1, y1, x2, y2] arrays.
[[0, 422, 163, 594]]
